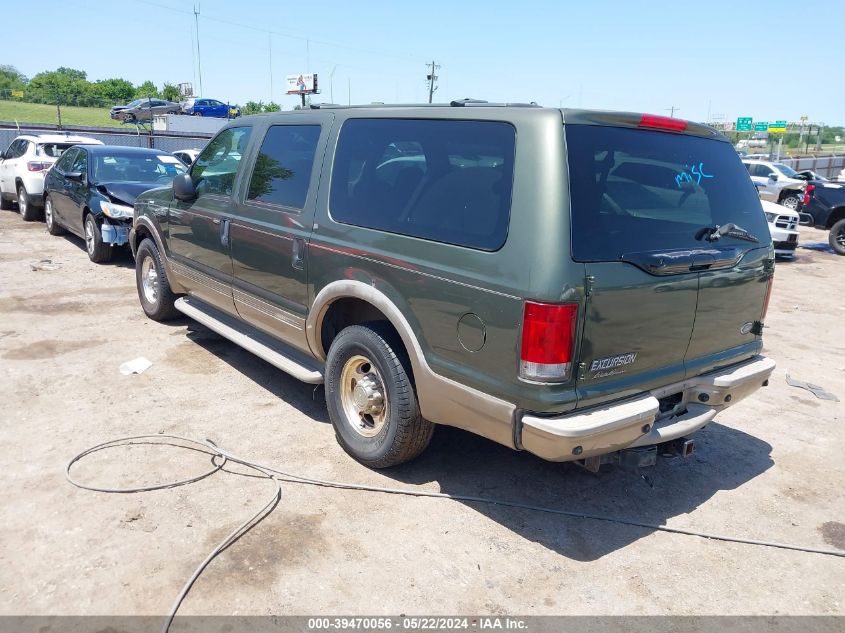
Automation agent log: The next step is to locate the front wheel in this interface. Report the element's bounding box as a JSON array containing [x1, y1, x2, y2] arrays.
[[44, 196, 65, 235], [830, 219, 845, 256], [192, 111, 203, 117], [135, 238, 180, 320], [84, 214, 112, 263], [780, 194, 801, 210], [325, 324, 434, 468]]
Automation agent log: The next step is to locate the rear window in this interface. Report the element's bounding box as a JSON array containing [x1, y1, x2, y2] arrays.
[[565, 125, 769, 262], [37, 143, 75, 158], [330, 119, 515, 251]]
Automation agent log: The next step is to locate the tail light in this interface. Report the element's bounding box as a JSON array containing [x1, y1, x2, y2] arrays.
[[761, 278, 774, 322], [27, 161, 50, 172], [520, 302, 579, 382], [639, 114, 688, 132], [802, 184, 815, 207]]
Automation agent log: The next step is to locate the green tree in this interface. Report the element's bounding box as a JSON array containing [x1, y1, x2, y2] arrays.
[[265, 101, 281, 112], [161, 82, 180, 102], [0, 65, 27, 94], [26, 67, 90, 105], [134, 80, 159, 99], [94, 78, 135, 103], [242, 100, 264, 115]]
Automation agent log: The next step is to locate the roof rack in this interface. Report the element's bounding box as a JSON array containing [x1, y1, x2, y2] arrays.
[[310, 99, 542, 110]]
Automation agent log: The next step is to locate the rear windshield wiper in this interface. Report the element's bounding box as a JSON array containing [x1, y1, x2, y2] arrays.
[[695, 223, 759, 244]]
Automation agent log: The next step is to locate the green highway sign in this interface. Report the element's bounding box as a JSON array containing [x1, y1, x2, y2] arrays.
[[736, 117, 753, 132], [768, 120, 788, 133], [754, 122, 769, 131]]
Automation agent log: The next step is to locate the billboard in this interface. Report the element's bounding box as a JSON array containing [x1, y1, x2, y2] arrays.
[[286, 73, 318, 95]]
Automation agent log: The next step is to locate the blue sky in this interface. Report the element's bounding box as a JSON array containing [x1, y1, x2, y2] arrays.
[[5, 0, 843, 124]]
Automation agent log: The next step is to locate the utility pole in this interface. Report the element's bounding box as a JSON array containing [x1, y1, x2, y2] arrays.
[[330, 65, 338, 103], [426, 61, 440, 104], [54, 87, 62, 130], [666, 105, 679, 118], [194, 3, 203, 97]]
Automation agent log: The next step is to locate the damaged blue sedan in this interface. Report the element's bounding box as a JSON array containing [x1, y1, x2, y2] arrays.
[[43, 145, 186, 263]]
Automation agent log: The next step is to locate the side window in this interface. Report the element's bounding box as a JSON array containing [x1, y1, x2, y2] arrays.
[[54, 149, 77, 174], [8, 140, 25, 158], [744, 163, 752, 174], [247, 125, 320, 210], [70, 149, 88, 176], [191, 126, 252, 197], [329, 119, 515, 251], [754, 164, 773, 178]]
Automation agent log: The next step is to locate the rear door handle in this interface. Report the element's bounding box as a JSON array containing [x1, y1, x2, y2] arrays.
[[292, 237, 306, 270]]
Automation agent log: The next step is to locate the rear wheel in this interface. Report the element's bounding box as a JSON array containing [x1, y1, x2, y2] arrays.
[[44, 196, 65, 235], [135, 238, 180, 320], [192, 111, 203, 117], [325, 323, 434, 468], [780, 193, 801, 210], [84, 214, 112, 263], [830, 219, 845, 256], [18, 185, 40, 221]]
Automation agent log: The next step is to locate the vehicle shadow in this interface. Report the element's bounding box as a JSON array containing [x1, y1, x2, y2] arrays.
[[183, 322, 330, 424], [385, 422, 773, 561], [59, 233, 136, 269], [176, 323, 773, 561]]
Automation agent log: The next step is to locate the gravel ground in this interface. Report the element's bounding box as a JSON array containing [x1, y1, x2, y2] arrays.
[[0, 210, 842, 618]]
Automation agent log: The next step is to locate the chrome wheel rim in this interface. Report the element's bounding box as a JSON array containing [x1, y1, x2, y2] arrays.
[[17, 190, 26, 215], [836, 229, 845, 247], [339, 354, 388, 438], [140, 256, 158, 304], [782, 197, 798, 209], [45, 199, 53, 228], [84, 218, 95, 255]]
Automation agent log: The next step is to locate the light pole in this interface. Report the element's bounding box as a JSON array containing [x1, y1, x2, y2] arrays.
[[330, 65, 338, 103]]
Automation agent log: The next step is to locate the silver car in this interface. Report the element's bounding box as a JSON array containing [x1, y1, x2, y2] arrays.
[[110, 99, 181, 123]]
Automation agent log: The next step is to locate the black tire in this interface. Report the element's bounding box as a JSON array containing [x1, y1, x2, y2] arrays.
[[83, 213, 113, 263], [780, 194, 801, 210], [0, 193, 12, 211], [193, 111, 203, 117], [135, 238, 180, 320], [18, 184, 40, 221], [325, 323, 434, 468], [829, 218, 845, 256], [44, 195, 65, 236]]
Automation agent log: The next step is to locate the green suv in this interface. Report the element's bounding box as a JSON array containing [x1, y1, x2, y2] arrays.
[[130, 102, 776, 469]]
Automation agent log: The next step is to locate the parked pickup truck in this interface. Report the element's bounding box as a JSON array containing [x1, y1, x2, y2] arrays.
[[800, 179, 845, 255]]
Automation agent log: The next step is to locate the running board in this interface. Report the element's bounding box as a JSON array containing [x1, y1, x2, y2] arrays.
[[174, 296, 324, 384]]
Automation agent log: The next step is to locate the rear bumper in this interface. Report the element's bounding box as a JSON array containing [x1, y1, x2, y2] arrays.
[[519, 355, 776, 462]]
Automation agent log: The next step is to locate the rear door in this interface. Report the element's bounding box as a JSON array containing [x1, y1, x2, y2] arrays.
[[565, 122, 771, 405], [229, 116, 330, 350]]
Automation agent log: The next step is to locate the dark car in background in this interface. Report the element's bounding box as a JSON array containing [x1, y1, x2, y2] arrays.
[[43, 145, 186, 262], [110, 99, 182, 123], [800, 179, 845, 255], [181, 98, 239, 118]]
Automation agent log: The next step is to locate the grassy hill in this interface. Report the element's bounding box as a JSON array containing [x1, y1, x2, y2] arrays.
[[0, 101, 124, 128]]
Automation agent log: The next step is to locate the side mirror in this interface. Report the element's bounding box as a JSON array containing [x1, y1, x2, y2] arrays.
[[768, 173, 778, 181], [66, 171, 84, 182], [173, 173, 196, 201]]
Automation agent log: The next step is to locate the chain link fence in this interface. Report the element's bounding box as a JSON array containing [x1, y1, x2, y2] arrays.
[[0, 123, 211, 154]]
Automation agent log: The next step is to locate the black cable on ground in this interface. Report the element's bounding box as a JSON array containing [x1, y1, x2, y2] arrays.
[[65, 435, 845, 633]]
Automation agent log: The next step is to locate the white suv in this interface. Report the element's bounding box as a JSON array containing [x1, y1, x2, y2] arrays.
[[0, 134, 103, 220], [761, 199, 800, 257]]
